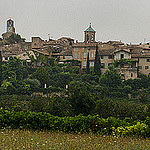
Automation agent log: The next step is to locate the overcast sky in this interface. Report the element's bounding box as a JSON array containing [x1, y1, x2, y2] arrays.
[[1, 0, 150, 44]]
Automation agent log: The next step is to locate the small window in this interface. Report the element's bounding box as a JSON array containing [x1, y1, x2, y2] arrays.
[[101, 56, 104, 59], [3, 57, 5, 60], [138, 66, 142, 69], [63, 56, 65, 59], [145, 66, 149, 69], [68, 56, 70, 59], [90, 62, 94, 67], [74, 53, 78, 59], [23, 54, 26, 56], [121, 54, 124, 59], [101, 63, 105, 68], [81, 48, 82, 51], [75, 48, 77, 51], [101, 44, 103, 48], [84, 48, 86, 50], [108, 63, 112, 66], [91, 53, 94, 58], [131, 73, 133, 77], [147, 59, 150, 62], [84, 52, 87, 59], [81, 53, 82, 59], [5, 57, 8, 60]]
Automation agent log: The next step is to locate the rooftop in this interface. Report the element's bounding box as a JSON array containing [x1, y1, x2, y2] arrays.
[[84, 23, 95, 32]]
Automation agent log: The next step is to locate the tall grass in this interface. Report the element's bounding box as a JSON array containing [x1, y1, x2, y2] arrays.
[[0, 129, 150, 150]]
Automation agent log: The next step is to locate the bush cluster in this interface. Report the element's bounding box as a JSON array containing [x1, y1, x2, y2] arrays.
[[0, 109, 149, 137]]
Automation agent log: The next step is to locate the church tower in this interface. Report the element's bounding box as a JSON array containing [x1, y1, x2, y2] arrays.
[[2, 18, 16, 39], [84, 23, 96, 43], [7, 18, 15, 33]]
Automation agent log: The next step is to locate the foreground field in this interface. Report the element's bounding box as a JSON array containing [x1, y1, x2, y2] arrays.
[[0, 129, 150, 150]]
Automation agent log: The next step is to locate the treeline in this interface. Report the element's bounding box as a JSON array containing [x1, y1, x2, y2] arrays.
[[0, 54, 150, 119], [0, 94, 149, 120]]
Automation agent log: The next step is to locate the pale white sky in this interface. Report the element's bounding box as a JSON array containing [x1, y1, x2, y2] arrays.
[[1, 0, 150, 44]]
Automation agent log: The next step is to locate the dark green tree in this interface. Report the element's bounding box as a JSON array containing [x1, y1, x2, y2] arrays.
[[94, 44, 101, 76], [99, 65, 122, 87], [0, 51, 2, 86], [2, 56, 28, 80], [86, 52, 90, 74]]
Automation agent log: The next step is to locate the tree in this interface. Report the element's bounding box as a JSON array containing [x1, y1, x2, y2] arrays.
[[86, 52, 90, 74], [67, 81, 95, 115], [2, 56, 28, 80], [94, 44, 101, 76], [0, 51, 2, 86], [32, 67, 51, 87], [99, 65, 122, 88]]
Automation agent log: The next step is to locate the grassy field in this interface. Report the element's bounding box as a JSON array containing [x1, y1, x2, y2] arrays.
[[0, 129, 150, 150]]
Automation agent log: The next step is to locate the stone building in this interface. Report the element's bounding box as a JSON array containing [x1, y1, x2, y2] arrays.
[[72, 24, 150, 80]]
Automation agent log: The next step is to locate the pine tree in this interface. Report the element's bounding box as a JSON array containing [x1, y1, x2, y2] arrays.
[[86, 52, 90, 74], [94, 44, 101, 76], [0, 50, 2, 86]]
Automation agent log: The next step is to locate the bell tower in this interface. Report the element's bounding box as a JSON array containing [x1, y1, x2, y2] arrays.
[[7, 18, 15, 33], [84, 23, 96, 43], [2, 18, 16, 39]]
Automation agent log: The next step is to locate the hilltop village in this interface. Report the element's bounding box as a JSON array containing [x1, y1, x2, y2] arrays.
[[1, 18, 150, 80]]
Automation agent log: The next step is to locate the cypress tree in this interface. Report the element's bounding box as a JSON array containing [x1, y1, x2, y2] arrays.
[[86, 52, 90, 74], [0, 51, 2, 86], [94, 44, 101, 76]]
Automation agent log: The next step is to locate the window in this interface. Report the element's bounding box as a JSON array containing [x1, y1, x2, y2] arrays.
[[131, 73, 133, 77], [108, 55, 114, 59], [145, 66, 149, 69], [101, 56, 104, 59], [83, 61, 86, 67], [121, 54, 124, 59], [90, 62, 94, 67], [75, 48, 77, 51], [91, 34, 94, 41], [23, 54, 26, 56], [108, 63, 112, 66], [147, 59, 150, 62], [63, 56, 65, 59], [74, 53, 78, 59], [138, 66, 142, 69], [68, 56, 70, 59], [81, 53, 82, 59], [3, 57, 5, 61], [84, 48, 86, 50], [101, 44, 103, 48], [91, 53, 94, 58], [84, 52, 87, 59], [101, 63, 105, 68], [5, 57, 8, 60], [81, 48, 82, 51], [87, 35, 89, 41]]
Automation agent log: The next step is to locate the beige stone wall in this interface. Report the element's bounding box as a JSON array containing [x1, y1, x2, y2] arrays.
[[138, 58, 150, 75], [114, 51, 131, 60]]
